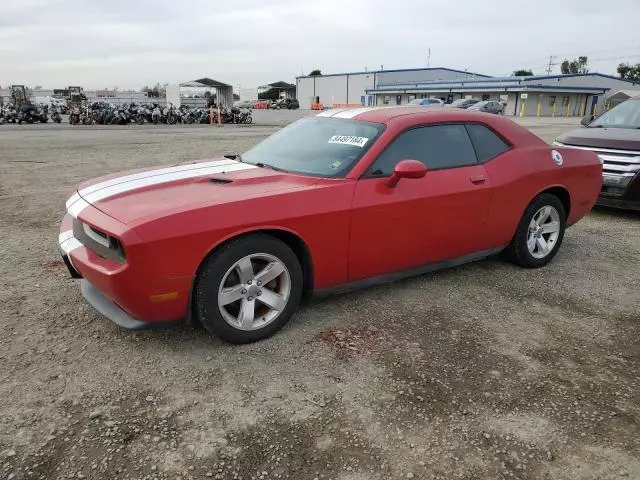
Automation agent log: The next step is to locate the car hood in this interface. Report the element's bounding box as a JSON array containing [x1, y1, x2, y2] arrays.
[[556, 127, 640, 151], [69, 158, 321, 225]]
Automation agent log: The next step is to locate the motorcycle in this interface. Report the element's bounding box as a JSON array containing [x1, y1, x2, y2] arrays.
[[152, 104, 162, 125], [164, 104, 180, 125], [18, 104, 47, 124], [134, 105, 152, 125], [232, 107, 252, 124], [2, 105, 19, 123], [69, 105, 81, 125], [50, 105, 62, 123]]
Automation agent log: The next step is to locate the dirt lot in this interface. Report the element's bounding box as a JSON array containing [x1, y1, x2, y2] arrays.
[[1, 116, 639, 480]]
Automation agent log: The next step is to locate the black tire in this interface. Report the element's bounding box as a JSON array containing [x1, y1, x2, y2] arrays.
[[195, 234, 303, 343], [244, 115, 252, 124], [505, 193, 566, 268], [136, 115, 145, 125]]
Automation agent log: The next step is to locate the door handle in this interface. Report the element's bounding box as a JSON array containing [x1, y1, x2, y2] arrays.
[[470, 175, 486, 185]]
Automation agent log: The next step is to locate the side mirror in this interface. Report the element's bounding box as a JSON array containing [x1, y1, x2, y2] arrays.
[[581, 114, 595, 126], [386, 159, 427, 188]]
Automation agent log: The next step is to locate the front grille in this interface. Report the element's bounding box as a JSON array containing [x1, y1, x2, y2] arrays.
[[556, 142, 640, 189], [72, 219, 126, 263]]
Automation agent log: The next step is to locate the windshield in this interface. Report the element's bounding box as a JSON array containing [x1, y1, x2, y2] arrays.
[[241, 116, 384, 177], [451, 99, 467, 106], [473, 101, 489, 107], [590, 98, 640, 128], [409, 99, 422, 104]]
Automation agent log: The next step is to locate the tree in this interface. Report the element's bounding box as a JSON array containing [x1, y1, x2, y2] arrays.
[[308, 69, 322, 76], [561, 56, 589, 75], [258, 88, 280, 100], [513, 69, 533, 76], [617, 62, 640, 82]]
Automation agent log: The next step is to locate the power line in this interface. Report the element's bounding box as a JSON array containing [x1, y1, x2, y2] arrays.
[[545, 55, 557, 75]]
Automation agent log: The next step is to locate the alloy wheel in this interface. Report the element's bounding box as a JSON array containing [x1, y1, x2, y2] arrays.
[[527, 206, 561, 259], [217, 253, 291, 331]]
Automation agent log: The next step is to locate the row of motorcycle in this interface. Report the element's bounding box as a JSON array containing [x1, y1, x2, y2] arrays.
[[0, 104, 64, 124], [68, 103, 253, 126]]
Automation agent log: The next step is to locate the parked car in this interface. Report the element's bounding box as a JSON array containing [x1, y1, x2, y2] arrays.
[[409, 98, 444, 107], [468, 100, 503, 115], [59, 107, 601, 343], [233, 100, 253, 109], [271, 98, 299, 110], [449, 98, 481, 109], [554, 96, 640, 210]]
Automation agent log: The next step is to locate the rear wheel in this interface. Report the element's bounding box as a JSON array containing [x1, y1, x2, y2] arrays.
[[506, 193, 566, 268], [195, 234, 303, 343]]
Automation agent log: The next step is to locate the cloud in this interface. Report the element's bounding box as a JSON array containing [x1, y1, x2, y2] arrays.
[[1, 0, 639, 90]]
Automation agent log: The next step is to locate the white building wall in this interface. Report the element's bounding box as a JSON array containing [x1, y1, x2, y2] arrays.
[[296, 77, 316, 109], [314, 75, 349, 106], [347, 73, 376, 105]]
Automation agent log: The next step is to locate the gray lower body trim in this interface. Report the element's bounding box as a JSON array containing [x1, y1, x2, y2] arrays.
[[80, 280, 182, 330], [313, 246, 506, 297]]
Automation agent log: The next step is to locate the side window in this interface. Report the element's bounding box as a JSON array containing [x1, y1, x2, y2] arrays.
[[367, 124, 478, 176], [465, 124, 510, 163]]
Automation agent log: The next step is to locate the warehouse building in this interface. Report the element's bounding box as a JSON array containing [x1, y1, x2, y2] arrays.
[[296, 67, 489, 109], [297, 67, 640, 116]]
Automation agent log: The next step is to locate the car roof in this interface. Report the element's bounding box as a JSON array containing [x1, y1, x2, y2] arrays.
[[316, 106, 487, 123]]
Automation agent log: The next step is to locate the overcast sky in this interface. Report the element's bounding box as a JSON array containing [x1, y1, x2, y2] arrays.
[[2, 0, 640, 90]]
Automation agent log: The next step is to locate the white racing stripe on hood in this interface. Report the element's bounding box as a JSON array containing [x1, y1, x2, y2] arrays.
[[82, 161, 255, 205], [66, 192, 81, 210], [66, 160, 257, 218], [78, 159, 238, 197], [68, 197, 91, 219]]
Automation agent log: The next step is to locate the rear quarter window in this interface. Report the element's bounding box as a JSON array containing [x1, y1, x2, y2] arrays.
[[465, 124, 511, 163]]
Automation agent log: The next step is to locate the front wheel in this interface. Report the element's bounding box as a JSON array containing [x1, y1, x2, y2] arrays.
[[195, 234, 303, 343], [505, 193, 566, 268], [244, 115, 252, 124]]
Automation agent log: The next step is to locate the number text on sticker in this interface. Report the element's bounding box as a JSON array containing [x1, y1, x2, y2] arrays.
[[328, 135, 369, 147]]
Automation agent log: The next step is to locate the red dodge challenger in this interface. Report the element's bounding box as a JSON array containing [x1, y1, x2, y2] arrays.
[[59, 107, 602, 343]]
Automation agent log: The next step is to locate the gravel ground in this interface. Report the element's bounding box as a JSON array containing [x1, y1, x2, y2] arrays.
[[0, 115, 639, 480]]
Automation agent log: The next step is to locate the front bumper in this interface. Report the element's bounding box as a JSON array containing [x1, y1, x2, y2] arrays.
[[80, 279, 151, 329], [58, 208, 190, 329], [597, 175, 640, 211]]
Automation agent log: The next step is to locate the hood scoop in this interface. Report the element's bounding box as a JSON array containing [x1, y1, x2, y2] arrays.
[[208, 177, 233, 184]]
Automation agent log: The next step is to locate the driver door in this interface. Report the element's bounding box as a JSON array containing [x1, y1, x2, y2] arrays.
[[348, 124, 493, 281]]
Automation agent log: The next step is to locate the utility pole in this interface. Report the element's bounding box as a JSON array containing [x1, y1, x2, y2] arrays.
[[426, 48, 431, 68], [545, 55, 557, 75]]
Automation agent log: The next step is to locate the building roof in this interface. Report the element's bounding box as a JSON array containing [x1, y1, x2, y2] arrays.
[[296, 67, 492, 79], [364, 72, 640, 95], [374, 72, 639, 88], [268, 81, 296, 89], [181, 78, 232, 88]]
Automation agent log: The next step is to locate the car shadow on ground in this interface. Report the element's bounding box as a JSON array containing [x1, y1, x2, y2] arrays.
[[592, 205, 639, 220]]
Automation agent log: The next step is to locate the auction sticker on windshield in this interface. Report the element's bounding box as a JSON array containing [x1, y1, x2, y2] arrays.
[[328, 135, 369, 147]]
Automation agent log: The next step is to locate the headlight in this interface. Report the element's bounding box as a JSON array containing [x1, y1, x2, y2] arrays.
[[73, 219, 126, 263]]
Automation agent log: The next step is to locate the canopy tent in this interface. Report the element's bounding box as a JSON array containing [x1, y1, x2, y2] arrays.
[[179, 77, 234, 108], [260, 81, 296, 99]]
